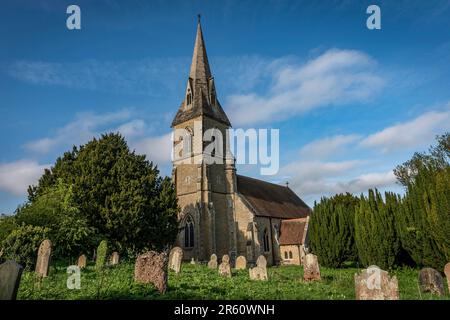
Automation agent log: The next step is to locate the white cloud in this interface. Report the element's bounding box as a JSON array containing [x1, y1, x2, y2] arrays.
[[299, 134, 361, 158], [7, 55, 286, 97], [281, 158, 397, 199], [8, 58, 189, 96], [0, 160, 49, 196], [132, 133, 172, 165], [22, 109, 173, 167], [226, 49, 384, 126], [360, 109, 450, 152], [24, 109, 132, 154], [116, 119, 146, 138], [282, 160, 362, 181]]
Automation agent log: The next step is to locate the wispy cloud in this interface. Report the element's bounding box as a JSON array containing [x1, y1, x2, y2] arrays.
[[280, 158, 397, 201], [21, 109, 173, 170], [226, 49, 384, 126], [132, 133, 172, 165], [24, 109, 133, 154], [8, 58, 190, 96], [0, 160, 50, 196], [299, 134, 361, 159], [360, 107, 450, 153], [7, 55, 286, 97], [278, 105, 450, 203]]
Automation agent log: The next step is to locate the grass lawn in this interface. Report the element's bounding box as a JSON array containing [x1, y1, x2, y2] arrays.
[[17, 262, 449, 300]]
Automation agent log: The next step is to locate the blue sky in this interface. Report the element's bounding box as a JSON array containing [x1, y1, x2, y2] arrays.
[[1, 0, 450, 213]]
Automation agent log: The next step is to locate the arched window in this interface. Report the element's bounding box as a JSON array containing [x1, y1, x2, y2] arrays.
[[184, 216, 194, 248], [210, 89, 216, 104], [186, 89, 192, 106], [184, 127, 193, 156], [263, 228, 269, 252], [289, 251, 293, 259], [284, 251, 288, 259]]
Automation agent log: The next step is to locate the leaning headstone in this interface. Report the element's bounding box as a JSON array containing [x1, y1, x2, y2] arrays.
[[168, 247, 183, 274], [95, 240, 108, 270], [303, 253, 321, 281], [77, 254, 87, 269], [0, 260, 23, 300], [35, 239, 52, 277], [208, 254, 218, 269], [249, 255, 268, 281], [218, 254, 231, 278], [235, 256, 247, 270], [444, 263, 450, 293], [110, 251, 119, 266], [354, 265, 399, 300], [418, 267, 445, 296], [134, 251, 168, 294]]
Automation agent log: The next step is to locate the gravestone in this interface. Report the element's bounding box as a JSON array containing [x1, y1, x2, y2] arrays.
[[110, 252, 119, 266], [168, 247, 183, 274], [303, 253, 321, 281], [190, 258, 196, 265], [35, 239, 52, 277], [0, 260, 23, 300], [95, 240, 108, 270], [249, 255, 268, 281], [77, 254, 87, 269], [208, 254, 217, 269], [235, 256, 247, 270], [418, 267, 445, 296], [444, 263, 450, 293], [218, 254, 231, 278], [354, 265, 399, 300], [134, 251, 168, 294]]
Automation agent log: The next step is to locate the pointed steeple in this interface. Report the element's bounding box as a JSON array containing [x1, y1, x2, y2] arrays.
[[171, 16, 231, 128], [189, 15, 212, 83]]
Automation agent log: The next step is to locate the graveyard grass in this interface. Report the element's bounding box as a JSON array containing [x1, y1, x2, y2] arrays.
[[17, 262, 449, 300]]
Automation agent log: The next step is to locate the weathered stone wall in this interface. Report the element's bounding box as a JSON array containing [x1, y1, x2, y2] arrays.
[[280, 245, 301, 265], [234, 194, 258, 263], [254, 216, 281, 266]]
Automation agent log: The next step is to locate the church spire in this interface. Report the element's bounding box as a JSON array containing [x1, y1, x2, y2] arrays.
[[189, 15, 211, 82], [171, 17, 231, 128]]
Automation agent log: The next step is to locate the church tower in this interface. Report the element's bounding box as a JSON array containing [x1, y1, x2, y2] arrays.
[[171, 17, 237, 262]]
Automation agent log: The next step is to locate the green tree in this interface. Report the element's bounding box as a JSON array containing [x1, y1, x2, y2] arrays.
[[0, 214, 17, 244], [15, 180, 97, 259], [2, 224, 49, 269], [27, 133, 179, 254], [394, 133, 450, 269], [354, 189, 400, 269], [309, 193, 359, 267]]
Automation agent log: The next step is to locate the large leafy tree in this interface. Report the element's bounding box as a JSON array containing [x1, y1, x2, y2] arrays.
[[2, 224, 49, 269], [309, 193, 359, 267], [27, 133, 179, 255], [394, 133, 450, 269], [15, 180, 97, 259]]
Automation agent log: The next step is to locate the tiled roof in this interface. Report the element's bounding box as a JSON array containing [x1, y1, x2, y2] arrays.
[[236, 175, 311, 219], [279, 218, 308, 245]]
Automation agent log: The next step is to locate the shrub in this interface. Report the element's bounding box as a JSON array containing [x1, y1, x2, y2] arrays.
[[309, 193, 359, 267], [354, 190, 401, 269], [2, 224, 49, 269], [96, 240, 108, 270]]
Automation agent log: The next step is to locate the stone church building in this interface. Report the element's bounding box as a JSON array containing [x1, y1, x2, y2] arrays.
[[171, 19, 311, 266]]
